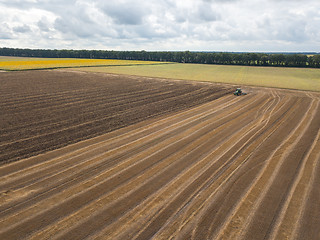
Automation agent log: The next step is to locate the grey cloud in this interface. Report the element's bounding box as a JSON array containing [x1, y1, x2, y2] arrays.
[[54, 16, 98, 38], [37, 17, 51, 32], [13, 24, 31, 33], [0, 0, 34, 10], [273, 20, 308, 43], [98, 1, 147, 25], [0, 0, 319, 51], [0, 23, 13, 39], [197, 2, 220, 22]]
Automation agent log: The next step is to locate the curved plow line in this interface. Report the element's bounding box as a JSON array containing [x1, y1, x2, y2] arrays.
[[271, 102, 320, 239], [221, 98, 316, 240], [28, 94, 263, 240], [212, 98, 311, 239], [195, 92, 290, 239], [163, 99, 288, 239], [292, 142, 320, 239], [272, 108, 320, 240], [244, 98, 318, 240], [188, 95, 299, 240], [202, 90, 283, 239]]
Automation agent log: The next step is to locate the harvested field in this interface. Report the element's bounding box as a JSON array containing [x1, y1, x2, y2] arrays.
[[0, 70, 320, 240]]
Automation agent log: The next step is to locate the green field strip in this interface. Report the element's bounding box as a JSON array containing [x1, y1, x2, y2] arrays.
[[75, 63, 320, 92]]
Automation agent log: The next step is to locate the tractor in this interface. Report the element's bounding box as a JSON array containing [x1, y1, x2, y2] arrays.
[[234, 88, 247, 96]]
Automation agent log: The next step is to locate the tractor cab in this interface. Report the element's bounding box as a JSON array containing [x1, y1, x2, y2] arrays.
[[234, 88, 247, 96]]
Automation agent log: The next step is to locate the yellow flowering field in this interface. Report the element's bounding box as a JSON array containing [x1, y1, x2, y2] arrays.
[[0, 57, 164, 71]]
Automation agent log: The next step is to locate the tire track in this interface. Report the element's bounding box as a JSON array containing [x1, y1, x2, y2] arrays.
[[240, 97, 320, 240], [212, 94, 317, 240], [272, 102, 320, 240], [202, 97, 310, 240], [181, 94, 303, 239]]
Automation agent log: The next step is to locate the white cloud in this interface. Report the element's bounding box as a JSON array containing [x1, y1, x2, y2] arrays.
[[0, 0, 319, 51]]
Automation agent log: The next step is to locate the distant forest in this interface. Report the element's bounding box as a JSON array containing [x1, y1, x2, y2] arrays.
[[1, 47, 320, 68]]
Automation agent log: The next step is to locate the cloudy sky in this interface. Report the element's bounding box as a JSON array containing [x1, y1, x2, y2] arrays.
[[0, 0, 319, 52]]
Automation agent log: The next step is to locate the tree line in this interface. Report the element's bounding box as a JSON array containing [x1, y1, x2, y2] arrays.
[[1, 47, 320, 68]]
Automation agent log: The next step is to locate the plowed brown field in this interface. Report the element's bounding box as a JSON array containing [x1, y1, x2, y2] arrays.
[[0, 70, 319, 240], [0, 70, 231, 164]]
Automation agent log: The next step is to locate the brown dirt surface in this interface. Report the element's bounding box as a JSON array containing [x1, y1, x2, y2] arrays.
[[0, 70, 231, 164], [0, 70, 319, 240]]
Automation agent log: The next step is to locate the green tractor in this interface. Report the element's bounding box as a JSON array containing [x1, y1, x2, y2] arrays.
[[234, 88, 247, 96]]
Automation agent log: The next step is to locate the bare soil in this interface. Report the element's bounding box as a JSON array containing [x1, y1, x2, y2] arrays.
[[0, 70, 319, 240], [0, 70, 231, 164]]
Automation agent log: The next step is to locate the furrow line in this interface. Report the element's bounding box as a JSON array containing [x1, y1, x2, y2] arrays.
[[0, 86, 178, 134], [203, 96, 307, 240], [212, 95, 316, 240], [184, 95, 300, 239], [294, 137, 320, 240], [32, 97, 260, 240], [0, 86, 202, 146], [272, 102, 320, 240], [239, 97, 319, 240], [0, 93, 264, 238], [0, 83, 162, 109]]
